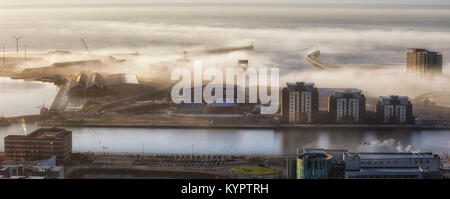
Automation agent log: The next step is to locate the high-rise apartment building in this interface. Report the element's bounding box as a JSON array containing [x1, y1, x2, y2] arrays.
[[281, 82, 319, 123], [328, 90, 366, 123], [407, 48, 443, 77], [376, 96, 414, 124]]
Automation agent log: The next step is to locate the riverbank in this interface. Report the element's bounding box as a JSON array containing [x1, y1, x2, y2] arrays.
[[31, 120, 450, 130], [2, 122, 449, 156], [2, 73, 450, 131], [6, 113, 450, 130]]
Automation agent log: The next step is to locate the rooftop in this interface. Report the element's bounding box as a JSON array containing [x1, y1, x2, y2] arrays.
[[334, 89, 363, 98], [303, 148, 349, 154], [106, 74, 140, 85], [379, 96, 410, 105], [123, 74, 139, 84], [346, 152, 436, 159], [408, 48, 441, 54], [4, 128, 71, 140], [357, 167, 423, 173], [299, 153, 333, 161], [285, 82, 316, 91]]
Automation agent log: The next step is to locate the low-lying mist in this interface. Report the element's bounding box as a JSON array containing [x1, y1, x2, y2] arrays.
[[2, 9, 449, 106], [283, 68, 450, 102], [17, 47, 450, 107]]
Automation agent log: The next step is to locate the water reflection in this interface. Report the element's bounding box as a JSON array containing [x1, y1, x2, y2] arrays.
[[1, 123, 449, 155], [0, 77, 448, 155], [277, 128, 449, 155], [0, 77, 58, 117]]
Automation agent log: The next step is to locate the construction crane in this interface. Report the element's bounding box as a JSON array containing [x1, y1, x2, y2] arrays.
[[81, 37, 91, 55]]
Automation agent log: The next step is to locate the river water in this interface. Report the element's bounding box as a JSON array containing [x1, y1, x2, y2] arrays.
[[1, 123, 449, 155], [0, 77, 58, 117], [0, 77, 449, 155]]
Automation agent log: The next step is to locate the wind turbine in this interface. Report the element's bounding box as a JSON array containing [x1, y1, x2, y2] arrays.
[[12, 35, 23, 55]]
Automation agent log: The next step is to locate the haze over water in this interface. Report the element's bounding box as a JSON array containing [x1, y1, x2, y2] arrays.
[[0, 77, 57, 117], [1, 122, 450, 155], [0, 1, 449, 155], [1, 0, 450, 70], [2, 1, 450, 100]]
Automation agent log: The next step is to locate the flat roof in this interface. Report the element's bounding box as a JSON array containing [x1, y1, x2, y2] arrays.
[[123, 74, 139, 84], [299, 153, 333, 160], [5, 128, 70, 140], [36, 131, 60, 139], [106, 74, 140, 85], [304, 148, 349, 153], [349, 152, 435, 159], [358, 167, 423, 173]]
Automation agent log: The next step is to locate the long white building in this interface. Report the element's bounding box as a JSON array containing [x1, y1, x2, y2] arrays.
[[344, 152, 440, 179]]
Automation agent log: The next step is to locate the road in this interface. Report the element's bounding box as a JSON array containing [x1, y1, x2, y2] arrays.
[[49, 82, 70, 112]]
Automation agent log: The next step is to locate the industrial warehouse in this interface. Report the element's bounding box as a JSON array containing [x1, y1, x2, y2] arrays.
[[69, 72, 142, 97]]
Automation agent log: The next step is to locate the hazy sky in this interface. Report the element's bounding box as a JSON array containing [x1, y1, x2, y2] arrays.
[[1, 0, 450, 5], [0, 0, 449, 102], [1, 0, 449, 65]]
